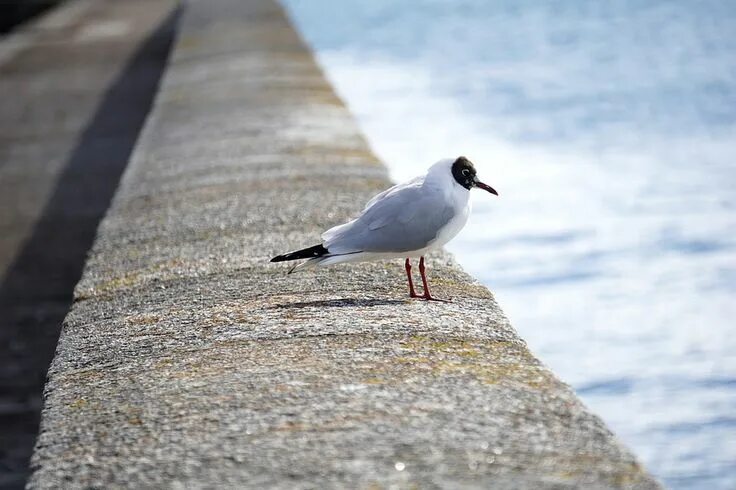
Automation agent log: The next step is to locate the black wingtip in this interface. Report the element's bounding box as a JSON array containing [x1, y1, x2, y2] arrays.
[[270, 244, 328, 263]]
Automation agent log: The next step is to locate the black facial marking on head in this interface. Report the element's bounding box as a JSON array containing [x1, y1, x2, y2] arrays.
[[451, 156, 476, 190]]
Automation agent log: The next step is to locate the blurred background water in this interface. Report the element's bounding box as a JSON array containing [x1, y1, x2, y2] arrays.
[[282, 1, 736, 488]]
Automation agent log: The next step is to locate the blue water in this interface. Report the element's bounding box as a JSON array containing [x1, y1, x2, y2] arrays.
[[281, 1, 736, 487]]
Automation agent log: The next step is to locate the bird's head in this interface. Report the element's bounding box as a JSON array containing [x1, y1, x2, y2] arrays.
[[451, 156, 498, 195]]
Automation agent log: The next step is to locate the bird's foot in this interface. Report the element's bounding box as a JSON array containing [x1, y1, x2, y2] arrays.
[[416, 294, 451, 303]]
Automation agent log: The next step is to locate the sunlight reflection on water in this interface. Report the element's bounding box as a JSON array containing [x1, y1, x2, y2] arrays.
[[283, 1, 736, 487]]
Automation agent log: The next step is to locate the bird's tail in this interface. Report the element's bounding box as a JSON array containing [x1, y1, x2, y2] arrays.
[[270, 244, 329, 274]]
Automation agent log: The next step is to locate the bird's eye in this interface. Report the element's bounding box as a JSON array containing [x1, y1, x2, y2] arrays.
[[461, 169, 470, 177]]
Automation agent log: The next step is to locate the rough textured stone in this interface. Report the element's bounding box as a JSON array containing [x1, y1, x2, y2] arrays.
[[0, 1, 176, 487], [28, 0, 661, 488]]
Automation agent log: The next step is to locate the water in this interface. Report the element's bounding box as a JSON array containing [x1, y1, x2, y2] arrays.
[[281, 1, 736, 487]]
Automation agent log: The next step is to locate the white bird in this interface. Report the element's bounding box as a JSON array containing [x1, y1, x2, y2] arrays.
[[271, 156, 498, 301]]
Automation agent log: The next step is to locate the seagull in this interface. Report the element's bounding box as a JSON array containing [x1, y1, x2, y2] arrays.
[[270, 156, 498, 301]]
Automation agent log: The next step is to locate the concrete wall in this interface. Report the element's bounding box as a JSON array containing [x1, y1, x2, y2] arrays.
[[28, 0, 660, 488], [0, 1, 176, 486]]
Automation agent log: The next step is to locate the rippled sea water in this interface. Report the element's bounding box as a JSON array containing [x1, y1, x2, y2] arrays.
[[282, 1, 736, 487]]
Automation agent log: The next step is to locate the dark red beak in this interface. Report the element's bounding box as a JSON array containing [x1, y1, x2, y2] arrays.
[[474, 180, 498, 196]]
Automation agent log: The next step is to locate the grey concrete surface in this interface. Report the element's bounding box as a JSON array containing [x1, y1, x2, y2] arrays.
[[0, 1, 177, 488], [28, 0, 660, 488]]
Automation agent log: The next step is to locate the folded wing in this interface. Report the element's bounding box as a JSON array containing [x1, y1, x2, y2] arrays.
[[323, 179, 454, 254]]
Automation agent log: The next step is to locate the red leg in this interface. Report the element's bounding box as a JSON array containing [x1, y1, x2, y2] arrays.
[[405, 258, 419, 298], [418, 256, 445, 301]]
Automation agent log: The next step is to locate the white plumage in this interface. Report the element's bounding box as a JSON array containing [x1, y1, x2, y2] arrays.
[[271, 156, 497, 300]]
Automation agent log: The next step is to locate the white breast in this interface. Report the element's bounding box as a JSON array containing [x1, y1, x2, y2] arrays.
[[432, 198, 470, 249]]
